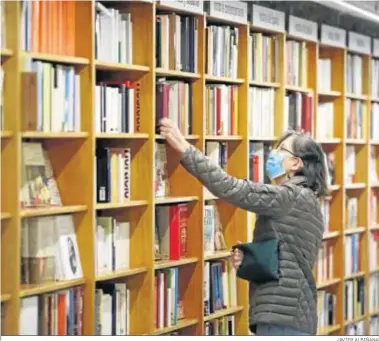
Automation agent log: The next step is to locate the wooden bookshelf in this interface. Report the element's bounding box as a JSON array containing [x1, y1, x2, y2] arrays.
[[1, 0, 378, 337]]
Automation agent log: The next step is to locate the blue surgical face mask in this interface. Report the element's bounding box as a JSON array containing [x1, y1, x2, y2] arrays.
[[266, 149, 286, 179]]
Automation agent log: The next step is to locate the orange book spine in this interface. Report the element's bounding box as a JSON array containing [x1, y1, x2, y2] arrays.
[[57, 292, 67, 335], [66, 1, 76, 56], [31, 0, 40, 52], [39, 0, 47, 53]]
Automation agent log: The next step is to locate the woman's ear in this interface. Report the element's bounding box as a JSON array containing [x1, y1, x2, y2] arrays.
[[291, 157, 304, 172]]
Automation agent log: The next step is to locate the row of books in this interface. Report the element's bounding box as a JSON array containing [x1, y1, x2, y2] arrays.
[[95, 216, 130, 275], [20, 0, 75, 56], [19, 287, 84, 336], [156, 14, 198, 73], [17, 62, 378, 142], [371, 103, 379, 140], [317, 290, 336, 331], [21, 214, 83, 285], [249, 33, 279, 83], [286, 40, 308, 88], [316, 241, 334, 285], [95, 282, 131, 335], [95, 146, 131, 204], [204, 316, 235, 336], [346, 54, 364, 95], [206, 25, 239, 79], [346, 99, 364, 140], [372, 59, 379, 99], [344, 278, 365, 322], [317, 58, 332, 92], [369, 273, 379, 314], [95, 81, 139, 134], [22, 61, 81, 133], [344, 234, 360, 277], [95, 3, 133, 65], [204, 260, 237, 316]]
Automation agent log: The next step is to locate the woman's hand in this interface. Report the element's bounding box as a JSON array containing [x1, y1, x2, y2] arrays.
[[159, 118, 191, 155], [231, 243, 244, 270]]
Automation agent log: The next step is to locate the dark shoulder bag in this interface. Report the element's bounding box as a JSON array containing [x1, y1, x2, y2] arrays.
[[232, 238, 280, 284]]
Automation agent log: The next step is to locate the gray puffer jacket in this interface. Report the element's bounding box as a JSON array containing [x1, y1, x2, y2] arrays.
[[180, 145, 324, 335]]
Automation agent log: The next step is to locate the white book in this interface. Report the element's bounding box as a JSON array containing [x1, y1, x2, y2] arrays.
[[55, 214, 83, 280], [19, 297, 39, 335]]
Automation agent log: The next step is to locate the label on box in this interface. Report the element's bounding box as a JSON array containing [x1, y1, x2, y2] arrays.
[[348, 31, 371, 54], [320, 24, 346, 48], [251, 4, 285, 33], [208, 1, 248, 24], [159, 0, 204, 15], [288, 15, 317, 42]]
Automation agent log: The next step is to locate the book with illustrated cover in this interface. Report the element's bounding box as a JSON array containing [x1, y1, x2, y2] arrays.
[[20, 142, 62, 208]]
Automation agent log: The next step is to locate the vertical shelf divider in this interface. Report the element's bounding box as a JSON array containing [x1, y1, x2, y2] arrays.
[[1, 0, 21, 335]]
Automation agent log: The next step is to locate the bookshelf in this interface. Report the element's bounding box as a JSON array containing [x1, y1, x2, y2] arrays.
[[0, 0, 378, 336]]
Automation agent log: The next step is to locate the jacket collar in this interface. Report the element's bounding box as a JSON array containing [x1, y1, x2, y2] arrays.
[[284, 175, 308, 187]]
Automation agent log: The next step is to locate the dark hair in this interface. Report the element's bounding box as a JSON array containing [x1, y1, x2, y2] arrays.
[[276, 131, 329, 197]]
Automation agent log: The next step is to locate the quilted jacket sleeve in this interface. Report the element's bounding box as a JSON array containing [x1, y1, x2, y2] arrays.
[[180, 145, 296, 217]]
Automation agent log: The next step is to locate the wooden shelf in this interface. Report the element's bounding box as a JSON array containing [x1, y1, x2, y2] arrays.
[[1, 48, 13, 57], [318, 90, 341, 98], [249, 80, 280, 88], [155, 196, 198, 205], [370, 182, 379, 188], [344, 227, 366, 235], [20, 205, 87, 218], [317, 138, 342, 144], [21, 131, 89, 139], [1, 212, 12, 220], [156, 68, 200, 79], [0, 131, 13, 138], [328, 184, 341, 192], [96, 133, 149, 139], [346, 93, 368, 101], [155, 134, 200, 141], [1, 294, 11, 302], [317, 324, 341, 335], [205, 135, 243, 141], [371, 97, 379, 103], [317, 278, 341, 290], [95, 267, 147, 282], [19, 278, 85, 298], [95, 200, 148, 210], [345, 138, 367, 145], [370, 224, 379, 231], [345, 183, 366, 190], [345, 271, 366, 280], [249, 136, 277, 141], [344, 315, 366, 327], [205, 74, 244, 84], [204, 192, 219, 201], [370, 140, 379, 145], [154, 258, 198, 270], [323, 231, 340, 240], [369, 308, 379, 317], [24, 52, 89, 65], [369, 267, 379, 275], [203, 306, 244, 322], [153, 318, 198, 336], [204, 250, 231, 261], [285, 85, 313, 93], [95, 60, 150, 73]]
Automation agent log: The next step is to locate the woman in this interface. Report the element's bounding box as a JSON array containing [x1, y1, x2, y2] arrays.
[[159, 118, 328, 336]]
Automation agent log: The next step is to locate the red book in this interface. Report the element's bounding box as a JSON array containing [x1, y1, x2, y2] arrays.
[[216, 88, 221, 135], [178, 204, 188, 258], [169, 205, 180, 261]]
